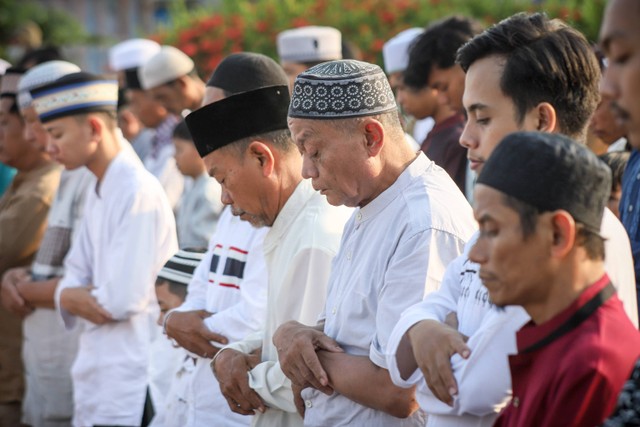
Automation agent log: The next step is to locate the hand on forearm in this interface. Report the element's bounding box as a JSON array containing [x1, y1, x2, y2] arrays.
[[408, 319, 470, 406], [165, 310, 228, 358], [212, 348, 266, 415], [1, 268, 33, 317], [60, 287, 114, 325], [273, 320, 341, 394]]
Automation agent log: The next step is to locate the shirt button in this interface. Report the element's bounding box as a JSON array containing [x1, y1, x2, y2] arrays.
[[305, 400, 313, 408], [629, 205, 634, 212], [636, 172, 640, 180], [512, 397, 520, 408], [331, 307, 337, 315], [346, 251, 352, 260], [356, 212, 362, 221]]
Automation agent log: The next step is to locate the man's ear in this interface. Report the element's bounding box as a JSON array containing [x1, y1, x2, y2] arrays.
[[534, 102, 557, 133], [549, 210, 576, 259], [86, 114, 104, 144], [362, 118, 385, 157], [248, 140, 275, 177]]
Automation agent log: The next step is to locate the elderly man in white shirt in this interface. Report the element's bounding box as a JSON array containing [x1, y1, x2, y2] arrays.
[[190, 82, 351, 427], [272, 60, 477, 427], [31, 72, 177, 427]]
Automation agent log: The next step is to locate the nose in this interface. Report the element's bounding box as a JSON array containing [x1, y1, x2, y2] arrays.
[[301, 154, 318, 180], [459, 120, 477, 150], [468, 236, 487, 265], [23, 123, 34, 141], [156, 312, 164, 327], [220, 188, 233, 206]]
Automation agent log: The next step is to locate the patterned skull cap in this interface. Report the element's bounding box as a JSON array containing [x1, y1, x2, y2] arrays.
[[288, 59, 397, 119]]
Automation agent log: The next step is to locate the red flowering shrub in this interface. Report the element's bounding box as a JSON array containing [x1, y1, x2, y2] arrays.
[[154, 0, 605, 78]]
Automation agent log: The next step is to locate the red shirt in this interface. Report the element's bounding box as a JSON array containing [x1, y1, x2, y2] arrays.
[[494, 275, 640, 427]]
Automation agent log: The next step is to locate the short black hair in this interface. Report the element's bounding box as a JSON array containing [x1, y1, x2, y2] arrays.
[[503, 194, 605, 260], [403, 15, 482, 90], [457, 12, 600, 142]]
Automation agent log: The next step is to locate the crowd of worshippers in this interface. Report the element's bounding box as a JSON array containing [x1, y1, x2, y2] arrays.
[[0, 3, 640, 427]]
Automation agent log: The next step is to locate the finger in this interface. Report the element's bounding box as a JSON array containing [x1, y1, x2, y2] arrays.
[[432, 355, 457, 405], [314, 335, 343, 353], [301, 348, 330, 387], [239, 387, 265, 413], [203, 330, 228, 346], [224, 394, 254, 416], [451, 339, 471, 359]]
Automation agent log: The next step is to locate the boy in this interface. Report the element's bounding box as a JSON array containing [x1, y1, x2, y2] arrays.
[[31, 71, 177, 427]]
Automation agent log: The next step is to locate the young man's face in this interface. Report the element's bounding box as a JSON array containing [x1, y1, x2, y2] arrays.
[[468, 184, 553, 309], [173, 136, 204, 178], [21, 106, 48, 152], [459, 55, 541, 174], [43, 115, 96, 170], [599, 0, 640, 149], [204, 144, 271, 227], [428, 64, 466, 113], [393, 75, 440, 121], [0, 98, 28, 167], [590, 94, 627, 146], [289, 117, 371, 207], [149, 81, 185, 116], [127, 89, 166, 128]]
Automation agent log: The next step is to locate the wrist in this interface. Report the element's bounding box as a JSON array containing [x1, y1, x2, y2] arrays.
[[210, 347, 231, 379], [163, 309, 177, 335]]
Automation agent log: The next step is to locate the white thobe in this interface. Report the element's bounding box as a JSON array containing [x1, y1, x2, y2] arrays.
[[224, 179, 352, 427], [55, 146, 177, 427], [301, 153, 476, 427]]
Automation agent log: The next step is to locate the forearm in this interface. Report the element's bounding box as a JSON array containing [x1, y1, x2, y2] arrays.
[[18, 278, 59, 308], [319, 351, 419, 418]]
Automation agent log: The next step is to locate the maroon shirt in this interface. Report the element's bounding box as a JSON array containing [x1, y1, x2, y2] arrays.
[[494, 275, 640, 427], [420, 114, 467, 193]]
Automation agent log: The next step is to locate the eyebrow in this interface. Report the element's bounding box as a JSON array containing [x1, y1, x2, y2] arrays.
[[466, 103, 489, 115]]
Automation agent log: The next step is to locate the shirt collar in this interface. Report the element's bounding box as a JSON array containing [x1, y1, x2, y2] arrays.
[[515, 273, 611, 352], [355, 152, 430, 226], [264, 178, 315, 251]]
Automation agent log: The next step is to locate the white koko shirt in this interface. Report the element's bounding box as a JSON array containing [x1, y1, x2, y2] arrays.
[[55, 145, 178, 427], [301, 153, 477, 427], [224, 178, 352, 427]]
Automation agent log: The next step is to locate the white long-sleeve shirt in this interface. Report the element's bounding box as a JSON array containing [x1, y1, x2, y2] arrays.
[[55, 145, 177, 427], [386, 207, 637, 427], [301, 153, 477, 427], [224, 179, 352, 427], [170, 207, 269, 427]]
